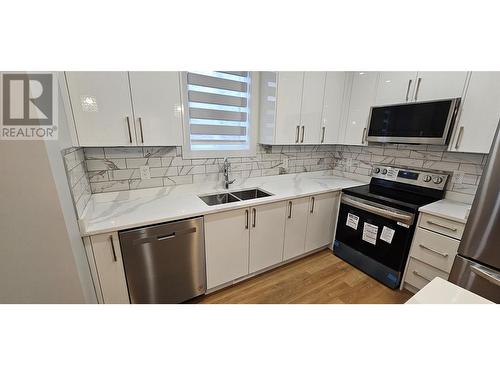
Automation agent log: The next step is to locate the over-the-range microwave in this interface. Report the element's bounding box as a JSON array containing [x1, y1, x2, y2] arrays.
[[366, 98, 460, 145]]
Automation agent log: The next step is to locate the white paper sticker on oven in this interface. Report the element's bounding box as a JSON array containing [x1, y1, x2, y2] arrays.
[[380, 226, 395, 244], [346, 213, 359, 230], [362, 223, 378, 245]]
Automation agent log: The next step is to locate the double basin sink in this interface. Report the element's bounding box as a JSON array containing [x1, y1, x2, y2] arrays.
[[199, 188, 272, 206]]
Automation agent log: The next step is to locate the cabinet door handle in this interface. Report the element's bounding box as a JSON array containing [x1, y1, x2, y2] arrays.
[[245, 209, 249, 229], [419, 244, 449, 257], [405, 79, 413, 101], [413, 270, 432, 282], [362, 127, 367, 144], [426, 220, 457, 232], [300, 126, 305, 143], [455, 126, 464, 150], [310, 196, 315, 213], [252, 208, 256, 228], [321, 126, 326, 143], [414, 77, 422, 101], [109, 235, 117, 262], [138, 117, 144, 144], [295, 126, 300, 143], [126, 116, 132, 143], [288, 201, 293, 219]]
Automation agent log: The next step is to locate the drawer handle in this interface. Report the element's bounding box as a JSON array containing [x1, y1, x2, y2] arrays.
[[419, 244, 449, 258], [109, 235, 117, 262], [426, 220, 457, 232], [471, 265, 500, 287], [413, 270, 432, 282]]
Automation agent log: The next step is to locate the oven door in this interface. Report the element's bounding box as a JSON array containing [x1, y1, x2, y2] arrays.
[[334, 194, 416, 287]]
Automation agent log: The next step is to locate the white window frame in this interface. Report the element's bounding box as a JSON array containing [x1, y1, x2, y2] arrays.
[[180, 71, 259, 159]]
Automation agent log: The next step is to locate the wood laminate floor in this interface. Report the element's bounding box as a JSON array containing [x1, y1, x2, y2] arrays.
[[193, 249, 413, 304]]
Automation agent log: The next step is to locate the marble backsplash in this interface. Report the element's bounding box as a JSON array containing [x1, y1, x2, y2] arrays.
[[62, 147, 92, 218]]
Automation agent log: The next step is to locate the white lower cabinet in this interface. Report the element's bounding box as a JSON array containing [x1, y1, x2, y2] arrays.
[[204, 208, 250, 289], [248, 201, 287, 273], [283, 197, 310, 260], [305, 192, 338, 251], [89, 232, 130, 304]]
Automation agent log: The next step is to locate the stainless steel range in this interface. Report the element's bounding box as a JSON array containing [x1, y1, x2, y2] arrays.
[[333, 165, 449, 289]]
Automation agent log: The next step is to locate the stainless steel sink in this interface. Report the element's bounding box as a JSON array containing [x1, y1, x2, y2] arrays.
[[230, 188, 272, 200], [198, 188, 272, 206], [199, 193, 241, 206]]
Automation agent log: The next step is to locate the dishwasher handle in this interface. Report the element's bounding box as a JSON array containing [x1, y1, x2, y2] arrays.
[[157, 227, 196, 241]]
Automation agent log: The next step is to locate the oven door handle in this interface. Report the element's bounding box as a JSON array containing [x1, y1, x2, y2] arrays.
[[341, 195, 414, 225]]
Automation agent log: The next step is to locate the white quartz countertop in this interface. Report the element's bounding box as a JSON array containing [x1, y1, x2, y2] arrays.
[[419, 199, 471, 223], [79, 171, 365, 236], [406, 277, 493, 304]]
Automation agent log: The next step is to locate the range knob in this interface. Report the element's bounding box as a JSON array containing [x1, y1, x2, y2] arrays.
[[433, 176, 443, 184], [382, 168, 388, 175], [373, 167, 380, 174], [423, 175, 432, 182]]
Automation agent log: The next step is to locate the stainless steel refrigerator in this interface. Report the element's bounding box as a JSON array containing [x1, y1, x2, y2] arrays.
[[448, 121, 500, 303]]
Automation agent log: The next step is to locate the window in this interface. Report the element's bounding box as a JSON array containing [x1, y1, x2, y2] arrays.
[[182, 71, 257, 158]]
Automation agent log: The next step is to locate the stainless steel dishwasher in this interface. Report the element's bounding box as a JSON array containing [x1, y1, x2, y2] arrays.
[[119, 217, 206, 303]]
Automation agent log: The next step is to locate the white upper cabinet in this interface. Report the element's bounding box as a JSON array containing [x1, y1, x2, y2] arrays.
[[375, 71, 418, 105], [128, 72, 183, 146], [321, 72, 349, 144], [412, 72, 468, 102], [449, 72, 500, 153], [66, 72, 136, 146], [65, 71, 184, 147], [342, 71, 379, 145], [301, 72, 327, 144], [274, 72, 304, 144]]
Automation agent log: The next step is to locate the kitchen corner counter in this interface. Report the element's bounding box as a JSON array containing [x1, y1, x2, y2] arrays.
[[419, 199, 471, 224], [79, 171, 366, 236]]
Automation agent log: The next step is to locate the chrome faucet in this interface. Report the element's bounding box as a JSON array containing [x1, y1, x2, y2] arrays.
[[223, 158, 235, 189]]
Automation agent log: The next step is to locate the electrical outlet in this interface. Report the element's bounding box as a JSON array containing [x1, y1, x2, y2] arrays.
[[282, 157, 289, 169], [140, 166, 151, 180], [452, 170, 465, 184]]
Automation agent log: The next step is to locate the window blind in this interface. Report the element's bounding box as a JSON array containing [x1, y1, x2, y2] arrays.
[[186, 71, 251, 151]]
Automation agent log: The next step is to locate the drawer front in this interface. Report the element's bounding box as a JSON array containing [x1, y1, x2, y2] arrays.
[[410, 228, 460, 272], [419, 213, 465, 240], [405, 257, 448, 290]]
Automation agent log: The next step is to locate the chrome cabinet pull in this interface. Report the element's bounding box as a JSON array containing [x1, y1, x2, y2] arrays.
[[310, 196, 315, 213], [471, 266, 500, 287], [245, 209, 249, 229], [455, 126, 464, 150], [295, 126, 300, 143], [427, 220, 457, 232], [109, 235, 117, 262], [126, 116, 132, 143], [405, 79, 413, 101], [414, 77, 422, 101], [252, 208, 256, 228], [413, 270, 432, 282], [300, 126, 305, 143], [138, 117, 144, 144], [361, 127, 367, 144], [288, 201, 293, 219], [321, 127, 326, 143], [419, 243, 449, 257]]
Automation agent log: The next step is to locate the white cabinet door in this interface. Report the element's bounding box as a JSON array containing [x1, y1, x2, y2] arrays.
[[128, 72, 183, 146], [413, 72, 468, 102], [305, 192, 337, 251], [300, 72, 326, 144], [343, 71, 379, 145], [375, 71, 418, 105], [321, 72, 348, 144], [249, 201, 287, 273], [450, 72, 500, 153], [275, 72, 304, 144], [90, 233, 130, 304], [283, 197, 310, 260], [65, 72, 136, 146], [204, 208, 250, 289]]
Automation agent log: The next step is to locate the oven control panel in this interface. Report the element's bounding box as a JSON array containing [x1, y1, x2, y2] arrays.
[[371, 165, 448, 190]]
